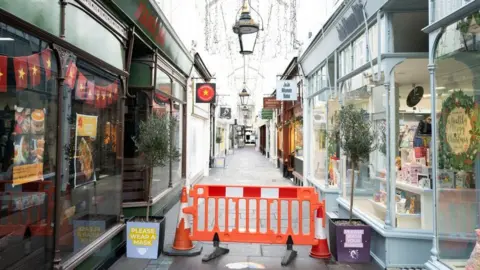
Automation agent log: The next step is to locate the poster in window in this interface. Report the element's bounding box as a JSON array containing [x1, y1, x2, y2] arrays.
[[104, 122, 117, 153], [74, 114, 98, 187], [12, 106, 46, 186]]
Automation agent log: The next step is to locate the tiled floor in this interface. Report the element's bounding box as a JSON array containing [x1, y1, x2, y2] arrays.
[[110, 146, 382, 270]]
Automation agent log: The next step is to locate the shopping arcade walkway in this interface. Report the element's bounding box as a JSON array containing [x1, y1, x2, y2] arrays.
[[111, 146, 380, 270]]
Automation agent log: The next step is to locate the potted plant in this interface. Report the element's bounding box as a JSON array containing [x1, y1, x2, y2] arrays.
[[328, 104, 377, 263], [216, 135, 222, 144], [126, 113, 180, 259]]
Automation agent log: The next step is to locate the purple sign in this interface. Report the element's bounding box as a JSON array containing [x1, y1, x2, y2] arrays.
[[336, 225, 371, 263]]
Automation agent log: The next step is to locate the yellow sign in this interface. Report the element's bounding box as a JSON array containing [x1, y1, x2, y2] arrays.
[[76, 226, 102, 244], [76, 114, 98, 138], [128, 227, 157, 246], [13, 163, 43, 186], [446, 107, 472, 154]]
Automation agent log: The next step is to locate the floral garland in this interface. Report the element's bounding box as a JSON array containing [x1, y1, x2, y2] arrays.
[[438, 90, 478, 171]]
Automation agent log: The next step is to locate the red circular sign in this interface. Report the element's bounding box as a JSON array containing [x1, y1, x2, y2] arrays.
[[197, 84, 215, 102]]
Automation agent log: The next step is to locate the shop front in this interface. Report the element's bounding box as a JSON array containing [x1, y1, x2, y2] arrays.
[[292, 102, 304, 186], [277, 58, 302, 181], [108, 0, 193, 219], [186, 53, 212, 183], [259, 125, 266, 155], [424, 2, 480, 269], [300, 0, 442, 267], [0, 0, 129, 269]]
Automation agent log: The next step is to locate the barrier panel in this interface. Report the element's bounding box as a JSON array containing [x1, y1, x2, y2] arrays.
[[182, 184, 324, 265]]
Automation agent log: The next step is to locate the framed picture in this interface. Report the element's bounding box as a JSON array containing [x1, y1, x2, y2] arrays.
[[454, 171, 473, 189], [418, 174, 431, 189], [438, 170, 454, 189]]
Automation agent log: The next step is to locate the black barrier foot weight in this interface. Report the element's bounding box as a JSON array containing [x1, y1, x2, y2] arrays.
[[202, 245, 229, 262], [202, 233, 229, 262], [281, 236, 297, 266], [163, 243, 203, 257]]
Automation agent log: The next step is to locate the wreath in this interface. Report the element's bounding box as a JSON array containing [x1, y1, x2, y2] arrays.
[[438, 90, 478, 171]]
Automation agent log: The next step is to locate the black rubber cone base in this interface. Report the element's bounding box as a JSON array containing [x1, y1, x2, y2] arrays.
[[163, 242, 203, 257]]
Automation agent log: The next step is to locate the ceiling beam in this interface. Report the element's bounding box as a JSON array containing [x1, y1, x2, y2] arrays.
[[227, 66, 265, 78]]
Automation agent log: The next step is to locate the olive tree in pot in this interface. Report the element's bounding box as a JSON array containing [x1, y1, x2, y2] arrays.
[[126, 113, 180, 259], [328, 104, 377, 263]]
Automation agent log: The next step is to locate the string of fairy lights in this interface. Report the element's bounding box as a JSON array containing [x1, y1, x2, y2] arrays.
[[201, 0, 300, 103]]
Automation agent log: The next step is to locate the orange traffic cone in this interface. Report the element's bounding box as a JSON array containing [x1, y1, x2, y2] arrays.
[[164, 187, 202, 256], [310, 204, 331, 259]]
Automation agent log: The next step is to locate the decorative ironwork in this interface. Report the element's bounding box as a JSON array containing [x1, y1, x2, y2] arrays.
[[52, 44, 76, 78], [76, 0, 128, 39]]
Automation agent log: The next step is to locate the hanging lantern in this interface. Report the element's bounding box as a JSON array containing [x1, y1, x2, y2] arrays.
[[232, 0, 261, 55], [239, 88, 250, 105]]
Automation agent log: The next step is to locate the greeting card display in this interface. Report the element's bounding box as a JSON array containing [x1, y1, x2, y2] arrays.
[[74, 114, 98, 187], [12, 106, 46, 186], [438, 170, 454, 189]]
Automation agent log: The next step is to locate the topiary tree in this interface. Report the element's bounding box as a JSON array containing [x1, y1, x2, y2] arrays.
[[331, 104, 377, 224], [133, 113, 180, 221]]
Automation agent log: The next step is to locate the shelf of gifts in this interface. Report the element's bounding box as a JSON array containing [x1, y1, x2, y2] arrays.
[[367, 198, 423, 229], [368, 199, 421, 217], [371, 177, 433, 230], [374, 177, 432, 194]]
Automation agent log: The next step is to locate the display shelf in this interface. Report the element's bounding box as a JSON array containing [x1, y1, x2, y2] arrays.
[[372, 177, 433, 230], [368, 199, 421, 229], [375, 177, 432, 194]]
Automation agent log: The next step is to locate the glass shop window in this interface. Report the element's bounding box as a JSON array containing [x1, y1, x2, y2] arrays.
[[0, 22, 58, 269], [59, 59, 122, 260]]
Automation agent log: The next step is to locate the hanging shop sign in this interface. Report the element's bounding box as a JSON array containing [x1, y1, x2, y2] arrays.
[[261, 109, 273, 120], [12, 106, 46, 186], [220, 107, 231, 119], [111, 0, 192, 74], [438, 90, 478, 171], [276, 80, 297, 101], [74, 114, 98, 187], [263, 97, 281, 109], [195, 83, 216, 103]]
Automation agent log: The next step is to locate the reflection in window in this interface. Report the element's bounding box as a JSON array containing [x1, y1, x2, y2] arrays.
[[151, 69, 172, 197], [0, 22, 57, 269], [151, 92, 171, 196], [341, 71, 384, 224], [434, 18, 480, 267], [171, 81, 184, 184], [59, 59, 122, 260], [311, 91, 328, 184]]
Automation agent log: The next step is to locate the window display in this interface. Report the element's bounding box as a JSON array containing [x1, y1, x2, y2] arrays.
[[434, 18, 480, 268], [294, 120, 303, 157], [327, 98, 341, 187], [310, 91, 328, 186], [374, 58, 434, 230], [277, 127, 283, 155], [0, 23, 58, 269], [152, 69, 171, 196], [171, 82, 184, 184], [60, 59, 122, 260], [339, 70, 391, 226]]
